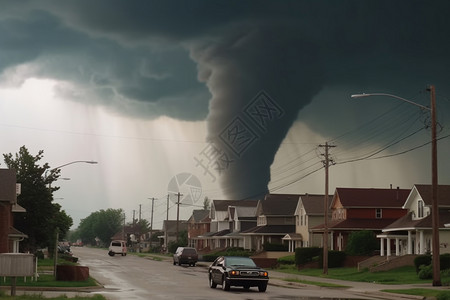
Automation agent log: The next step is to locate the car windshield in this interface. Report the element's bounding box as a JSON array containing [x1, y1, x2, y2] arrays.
[[183, 249, 196, 255], [225, 257, 256, 267], [111, 242, 121, 246]]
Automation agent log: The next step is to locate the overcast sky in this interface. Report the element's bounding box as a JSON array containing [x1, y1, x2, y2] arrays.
[[1, 0, 449, 229]]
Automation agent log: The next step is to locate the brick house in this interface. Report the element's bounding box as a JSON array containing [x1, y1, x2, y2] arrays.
[[0, 169, 27, 253], [187, 209, 210, 250], [313, 187, 409, 251]]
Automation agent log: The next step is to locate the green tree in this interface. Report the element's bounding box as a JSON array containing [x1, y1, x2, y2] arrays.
[[78, 208, 124, 246], [345, 230, 378, 256], [203, 196, 210, 210], [3, 146, 73, 252]]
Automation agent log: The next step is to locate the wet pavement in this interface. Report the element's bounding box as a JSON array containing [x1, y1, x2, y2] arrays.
[[3, 252, 450, 300]]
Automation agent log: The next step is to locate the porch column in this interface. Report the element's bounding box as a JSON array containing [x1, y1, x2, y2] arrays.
[[419, 230, 425, 254], [380, 238, 385, 256], [395, 238, 400, 256], [407, 231, 412, 254], [387, 237, 391, 256]]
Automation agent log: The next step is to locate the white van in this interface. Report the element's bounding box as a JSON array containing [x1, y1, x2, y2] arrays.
[[108, 240, 127, 256]]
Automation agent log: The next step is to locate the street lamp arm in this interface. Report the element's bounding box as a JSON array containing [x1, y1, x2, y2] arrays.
[[44, 160, 98, 179], [53, 160, 98, 170], [351, 93, 430, 111]]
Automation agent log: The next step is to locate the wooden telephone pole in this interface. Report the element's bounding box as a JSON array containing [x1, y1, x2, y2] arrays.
[[319, 142, 335, 275]]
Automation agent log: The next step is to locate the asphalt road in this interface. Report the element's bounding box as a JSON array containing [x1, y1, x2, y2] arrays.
[[73, 247, 375, 300]]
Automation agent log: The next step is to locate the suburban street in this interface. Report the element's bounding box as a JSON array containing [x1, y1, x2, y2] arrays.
[[73, 247, 373, 300]]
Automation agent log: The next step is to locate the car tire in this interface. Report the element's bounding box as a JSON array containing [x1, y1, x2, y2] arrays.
[[222, 277, 230, 291], [192, 262, 196, 267], [108, 251, 115, 256], [209, 275, 217, 288], [258, 283, 267, 292], [173, 261, 176, 265], [243, 285, 250, 290]]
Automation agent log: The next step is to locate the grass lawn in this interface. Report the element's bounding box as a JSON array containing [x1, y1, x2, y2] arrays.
[[276, 264, 438, 284]]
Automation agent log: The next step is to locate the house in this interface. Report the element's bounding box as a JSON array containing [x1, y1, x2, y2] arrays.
[[187, 209, 210, 250], [313, 187, 409, 252], [160, 219, 188, 250], [241, 194, 299, 251], [202, 199, 258, 250], [379, 184, 450, 256], [224, 205, 257, 248], [0, 169, 27, 253], [285, 194, 332, 251]]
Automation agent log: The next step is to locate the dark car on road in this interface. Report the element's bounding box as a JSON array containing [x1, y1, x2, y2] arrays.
[[208, 256, 269, 292], [173, 247, 198, 266]]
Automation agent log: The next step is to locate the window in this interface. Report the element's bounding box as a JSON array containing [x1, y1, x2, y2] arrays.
[[418, 200, 424, 218], [376, 208, 382, 219]]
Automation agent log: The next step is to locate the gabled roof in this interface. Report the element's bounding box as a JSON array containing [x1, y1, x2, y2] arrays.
[[212, 199, 258, 211], [413, 184, 450, 207], [259, 194, 299, 216], [300, 194, 333, 215], [8, 226, 28, 239], [333, 187, 410, 208], [234, 206, 257, 218], [188, 209, 210, 223], [383, 209, 450, 232]]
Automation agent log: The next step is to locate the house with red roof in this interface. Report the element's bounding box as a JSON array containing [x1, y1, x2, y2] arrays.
[[378, 184, 450, 257], [312, 187, 409, 252]]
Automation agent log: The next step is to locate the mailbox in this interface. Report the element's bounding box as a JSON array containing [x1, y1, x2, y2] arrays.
[[0, 253, 35, 276]]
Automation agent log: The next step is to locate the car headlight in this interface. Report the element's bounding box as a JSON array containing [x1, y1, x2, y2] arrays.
[[230, 270, 240, 276], [259, 271, 268, 277]]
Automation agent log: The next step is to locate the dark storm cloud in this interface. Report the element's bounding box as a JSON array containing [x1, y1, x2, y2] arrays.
[[1, 0, 450, 198]]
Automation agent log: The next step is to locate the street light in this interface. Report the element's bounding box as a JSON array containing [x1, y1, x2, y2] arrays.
[[47, 160, 97, 278], [45, 160, 98, 179], [351, 85, 440, 286]]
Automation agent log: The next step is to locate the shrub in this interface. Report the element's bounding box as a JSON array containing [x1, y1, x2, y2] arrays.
[[319, 250, 346, 268], [295, 247, 321, 265], [441, 253, 450, 271], [414, 255, 432, 273], [418, 264, 433, 279], [345, 230, 377, 256], [436, 291, 450, 300], [277, 255, 295, 265], [263, 242, 288, 251], [202, 247, 253, 262]]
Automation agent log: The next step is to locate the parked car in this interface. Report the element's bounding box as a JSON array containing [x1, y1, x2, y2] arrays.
[[108, 240, 127, 256], [208, 256, 269, 292], [173, 247, 198, 266]]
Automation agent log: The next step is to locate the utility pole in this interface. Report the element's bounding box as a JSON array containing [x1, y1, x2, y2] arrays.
[[428, 85, 441, 286], [319, 142, 335, 275], [165, 194, 169, 253], [176, 192, 183, 242], [148, 197, 156, 246]]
